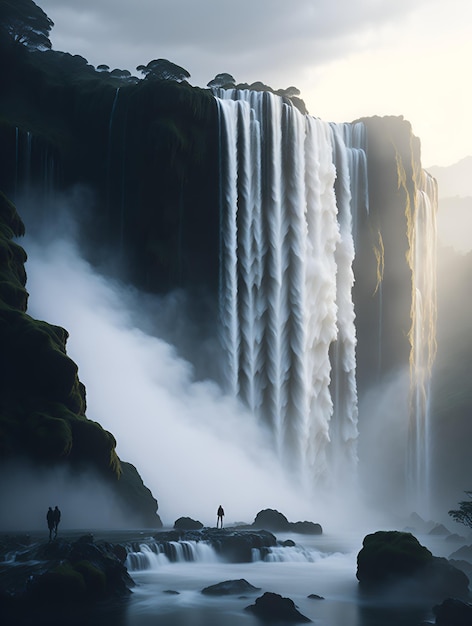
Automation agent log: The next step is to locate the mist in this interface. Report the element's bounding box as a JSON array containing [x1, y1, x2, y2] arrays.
[[10, 181, 439, 534], [23, 227, 366, 530], [0, 462, 145, 531]]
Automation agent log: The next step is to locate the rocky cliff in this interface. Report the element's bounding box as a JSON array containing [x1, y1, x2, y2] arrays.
[[0, 191, 161, 527]]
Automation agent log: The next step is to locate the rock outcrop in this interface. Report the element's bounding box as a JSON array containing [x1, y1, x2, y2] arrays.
[[0, 534, 133, 625], [152, 527, 277, 563], [433, 597, 472, 625], [174, 517, 204, 530], [357, 530, 469, 601], [245, 591, 311, 623], [201, 578, 260, 596], [252, 509, 322, 535], [0, 192, 161, 527]]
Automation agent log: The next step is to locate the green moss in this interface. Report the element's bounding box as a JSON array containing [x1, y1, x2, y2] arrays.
[[73, 560, 107, 598], [0, 191, 25, 237], [26, 412, 73, 458], [29, 562, 87, 604], [70, 417, 121, 478], [357, 531, 433, 583]]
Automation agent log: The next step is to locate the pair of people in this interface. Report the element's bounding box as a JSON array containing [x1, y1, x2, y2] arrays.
[[47, 506, 61, 540]]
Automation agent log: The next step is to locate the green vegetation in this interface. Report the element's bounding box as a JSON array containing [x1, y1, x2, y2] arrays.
[[0, 0, 53, 51], [448, 492, 472, 529]]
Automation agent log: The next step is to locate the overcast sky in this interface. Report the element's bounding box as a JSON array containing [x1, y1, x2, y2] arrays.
[[38, 0, 471, 167]]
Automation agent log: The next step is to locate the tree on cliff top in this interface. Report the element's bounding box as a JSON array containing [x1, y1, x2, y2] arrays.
[[137, 58, 191, 82], [448, 491, 472, 529], [0, 0, 53, 50], [207, 73, 236, 89]]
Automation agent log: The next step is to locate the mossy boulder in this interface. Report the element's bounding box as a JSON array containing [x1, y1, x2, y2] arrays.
[[357, 530, 469, 601], [357, 531, 433, 583], [27, 561, 88, 603]]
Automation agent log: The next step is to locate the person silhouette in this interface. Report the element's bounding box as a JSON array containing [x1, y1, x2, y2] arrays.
[[217, 505, 224, 528], [47, 507, 55, 541], [53, 506, 61, 538]]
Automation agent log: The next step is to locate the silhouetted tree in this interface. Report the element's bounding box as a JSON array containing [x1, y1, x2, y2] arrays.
[[136, 59, 190, 82], [0, 0, 53, 50], [207, 73, 236, 89], [448, 491, 472, 529], [276, 86, 301, 98]]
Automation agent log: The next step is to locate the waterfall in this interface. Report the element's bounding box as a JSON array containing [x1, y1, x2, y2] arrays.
[[125, 540, 220, 571], [215, 89, 364, 489], [408, 170, 438, 514]]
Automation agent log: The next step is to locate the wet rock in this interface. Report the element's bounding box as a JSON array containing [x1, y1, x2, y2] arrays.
[[252, 509, 322, 535], [153, 528, 277, 563], [202, 578, 261, 595], [173, 516, 203, 530], [245, 591, 311, 622], [357, 530, 469, 601], [307, 593, 324, 600], [433, 597, 472, 625], [290, 521, 322, 535], [253, 509, 290, 532]]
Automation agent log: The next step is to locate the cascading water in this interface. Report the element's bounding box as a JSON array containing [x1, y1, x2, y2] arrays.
[[215, 89, 365, 491], [408, 169, 438, 514]]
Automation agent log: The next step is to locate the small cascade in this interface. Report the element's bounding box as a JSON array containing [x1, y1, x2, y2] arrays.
[[252, 544, 326, 563], [215, 89, 365, 490], [106, 87, 121, 217], [11, 127, 59, 205], [341, 123, 369, 249], [408, 170, 438, 514], [14, 126, 19, 199], [125, 540, 220, 571], [328, 123, 361, 486]]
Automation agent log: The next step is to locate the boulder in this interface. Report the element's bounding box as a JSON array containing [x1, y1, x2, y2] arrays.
[[252, 509, 322, 535], [253, 509, 290, 532], [357, 530, 470, 601], [357, 531, 433, 584], [245, 591, 311, 622], [290, 521, 322, 535], [202, 578, 261, 595], [433, 597, 472, 625], [173, 516, 203, 530]]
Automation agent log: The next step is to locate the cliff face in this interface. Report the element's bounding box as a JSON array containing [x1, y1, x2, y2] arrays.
[[0, 36, 220, 295], [0, 31, 439, 516], [0, 191, 160, 527], [355, 115, 423, 391]]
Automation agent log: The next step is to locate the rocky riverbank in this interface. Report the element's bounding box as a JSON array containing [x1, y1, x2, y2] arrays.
[[0, 526, 291, 625]]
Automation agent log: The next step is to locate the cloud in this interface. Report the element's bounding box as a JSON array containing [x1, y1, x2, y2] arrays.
[[39, 0, 428, 84]]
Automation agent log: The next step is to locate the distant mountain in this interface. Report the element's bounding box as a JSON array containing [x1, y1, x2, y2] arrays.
[[427, 156, 472, 198], [426, 156, 472, 253]]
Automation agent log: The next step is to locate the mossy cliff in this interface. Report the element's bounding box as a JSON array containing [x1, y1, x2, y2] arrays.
[[0, 191, 160, 526]]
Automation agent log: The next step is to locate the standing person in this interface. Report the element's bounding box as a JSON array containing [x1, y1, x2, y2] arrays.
[[217, 505, 224, 528], [53, 506, 61, 538], [47, 507, 55, 541]]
